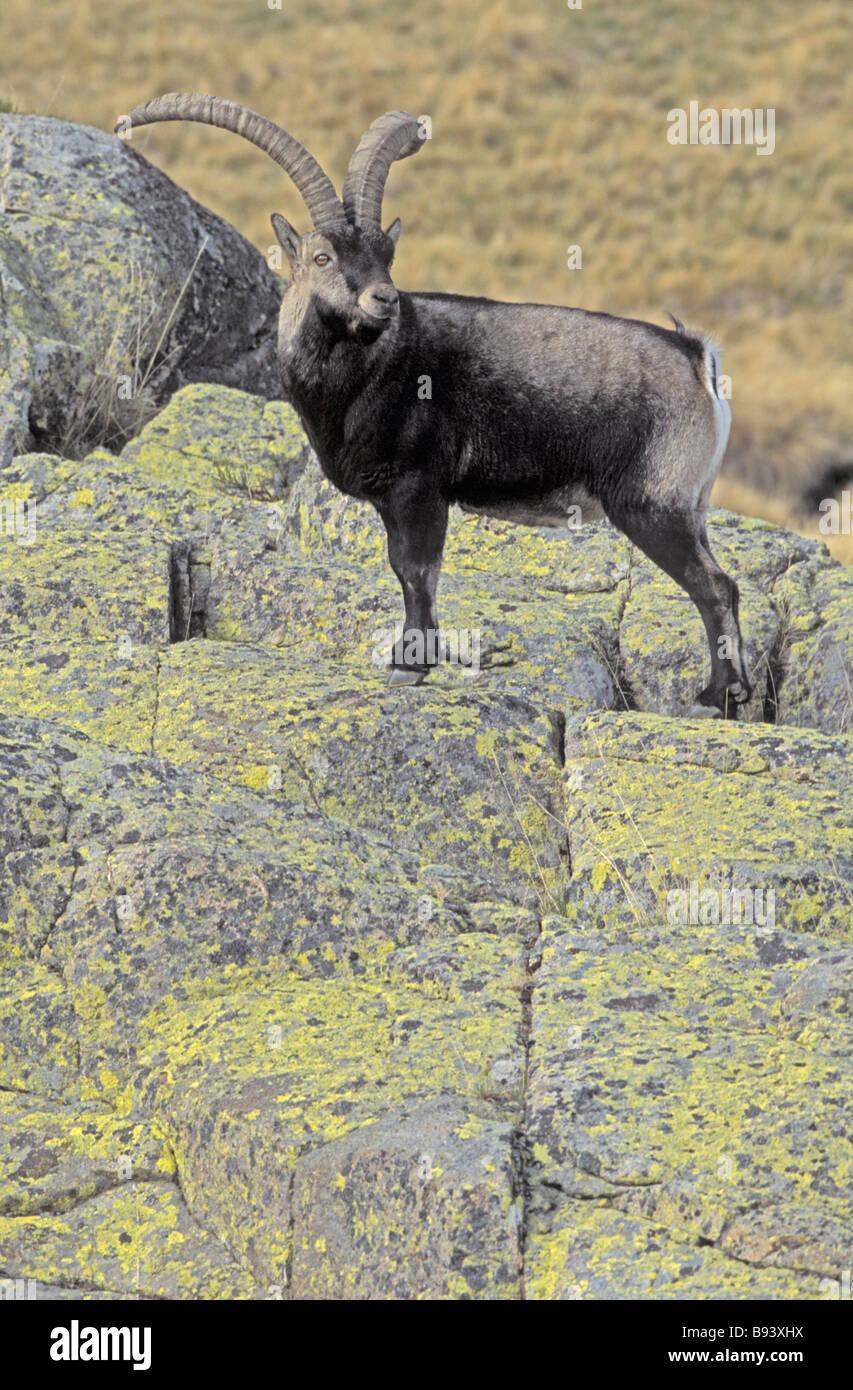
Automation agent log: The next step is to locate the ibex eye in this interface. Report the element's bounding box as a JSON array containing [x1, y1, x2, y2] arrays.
[[314, 253, 331, 266]]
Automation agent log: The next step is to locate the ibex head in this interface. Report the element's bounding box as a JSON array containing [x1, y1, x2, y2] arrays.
[[118, 96, 424, 336], [270, 215, 402, 335]]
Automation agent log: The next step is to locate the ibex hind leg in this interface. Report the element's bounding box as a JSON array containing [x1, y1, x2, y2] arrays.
[[696, 515, 751, 715], [606, 500, 752, 719]]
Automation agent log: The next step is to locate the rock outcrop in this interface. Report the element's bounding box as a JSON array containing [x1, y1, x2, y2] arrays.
[[0, 115, 283, 469], [1, 381, 851, 1299]]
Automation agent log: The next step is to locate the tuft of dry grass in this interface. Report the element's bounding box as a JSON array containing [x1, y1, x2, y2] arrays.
[[57, 249, 207, 457], [58, 257, 162, 457], [2, 0, 851, 551]]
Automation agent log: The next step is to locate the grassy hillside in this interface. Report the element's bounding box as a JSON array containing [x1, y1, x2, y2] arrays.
[[1, 0, 851, 557]]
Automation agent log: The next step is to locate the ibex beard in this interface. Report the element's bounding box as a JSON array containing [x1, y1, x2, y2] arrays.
[[118, 95, 751, 719]]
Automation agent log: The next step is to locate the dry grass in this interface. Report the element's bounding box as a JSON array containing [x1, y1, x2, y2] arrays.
[[713, 475, 853, 566], [1, 0, 851, 549], [58, 248, 207, 456]]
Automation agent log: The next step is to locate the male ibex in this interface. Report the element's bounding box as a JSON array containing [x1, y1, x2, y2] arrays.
[[119, 95, 751, 717]]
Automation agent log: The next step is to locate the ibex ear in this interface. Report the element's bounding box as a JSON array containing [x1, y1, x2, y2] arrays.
[[384, 217, 402, 247], [271, 213, 300, 266]]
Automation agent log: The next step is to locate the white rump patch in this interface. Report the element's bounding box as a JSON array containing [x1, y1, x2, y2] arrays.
[[702, 337, 732, 471]]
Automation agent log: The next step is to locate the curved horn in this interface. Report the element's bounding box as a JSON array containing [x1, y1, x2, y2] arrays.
[[117, 93, 346, 230], [342, 110, 424, 228]]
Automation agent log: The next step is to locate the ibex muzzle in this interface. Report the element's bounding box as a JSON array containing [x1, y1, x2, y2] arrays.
[[358, 282, 399, 323]]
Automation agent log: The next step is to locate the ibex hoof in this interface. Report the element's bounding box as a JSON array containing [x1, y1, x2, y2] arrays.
[[687, 701, 723, 719], [388, 667, 427, 688]]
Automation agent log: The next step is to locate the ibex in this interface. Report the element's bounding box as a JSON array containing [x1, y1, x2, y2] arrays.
[[119, 96, 751, 718]]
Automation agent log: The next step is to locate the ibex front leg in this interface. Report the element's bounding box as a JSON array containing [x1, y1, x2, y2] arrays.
[[378, 483, 448, 686]]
